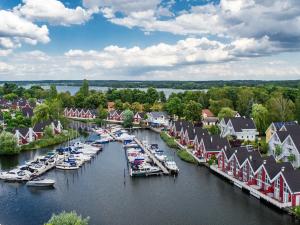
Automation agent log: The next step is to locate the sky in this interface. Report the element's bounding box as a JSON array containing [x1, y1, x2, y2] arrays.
[[0, 0, 300, 81]]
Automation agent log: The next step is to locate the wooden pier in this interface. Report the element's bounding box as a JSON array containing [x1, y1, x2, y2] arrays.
[[134, 138, 170, 175]]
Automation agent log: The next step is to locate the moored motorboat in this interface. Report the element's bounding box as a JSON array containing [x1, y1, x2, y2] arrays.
[[164, 160, 179, 174], [26, 178, 55, 187]]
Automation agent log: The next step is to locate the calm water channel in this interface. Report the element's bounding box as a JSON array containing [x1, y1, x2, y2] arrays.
[[0, 129, 298, 225]]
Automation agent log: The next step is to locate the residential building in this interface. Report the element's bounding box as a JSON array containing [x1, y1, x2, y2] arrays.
[[219, 117, 258, 141]]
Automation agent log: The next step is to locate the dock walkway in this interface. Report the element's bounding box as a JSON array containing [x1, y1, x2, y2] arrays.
[[210, 165, 291, 209], [134, 138, 170, 175]]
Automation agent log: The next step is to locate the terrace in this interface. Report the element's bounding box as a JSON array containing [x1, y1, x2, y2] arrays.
[[210, 165, 292, 209]]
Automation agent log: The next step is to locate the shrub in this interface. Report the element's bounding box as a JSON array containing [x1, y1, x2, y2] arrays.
[[45, 211, 89, 225], [177, 150, 197, 164], [0, 131, 20, 155], [160, 132, 179, 149]]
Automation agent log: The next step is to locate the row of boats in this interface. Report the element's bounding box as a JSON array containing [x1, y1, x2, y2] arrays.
[[0, 139, 106, 186], [106, 126, 179, 177]]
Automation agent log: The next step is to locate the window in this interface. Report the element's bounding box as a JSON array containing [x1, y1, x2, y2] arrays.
[[275, 178, 280, 188]]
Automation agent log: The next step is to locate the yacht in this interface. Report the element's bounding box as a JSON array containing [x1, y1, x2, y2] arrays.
[[154, 153, 167, 162], [0, 169, 32, 181], [26, 178, 55, 187], [130, 164, 161, 177], [164, 160, 179, 174]]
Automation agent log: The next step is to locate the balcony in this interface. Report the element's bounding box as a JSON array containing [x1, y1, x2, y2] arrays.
[[210, 165, 292, 209]]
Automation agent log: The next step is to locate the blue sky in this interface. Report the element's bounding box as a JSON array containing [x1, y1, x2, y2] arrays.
[[0, 0, 300, 80]]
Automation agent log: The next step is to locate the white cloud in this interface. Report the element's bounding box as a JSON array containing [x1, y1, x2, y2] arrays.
[[0, 10, 50, 49], [15, 0, 99, 26], [1, 50, 300, 81], [0, 61, 14, 72], [83, 0, 160, 15], [98, 0, 300, 52]]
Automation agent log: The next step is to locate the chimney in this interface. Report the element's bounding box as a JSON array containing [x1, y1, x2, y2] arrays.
[[263, 160, 267, 164], [235, 149, 237, 153], [281, 166, 285, 172], [225, 146, 227, 150], [249, 155, 252, 161], [210, 136, 213, 143]]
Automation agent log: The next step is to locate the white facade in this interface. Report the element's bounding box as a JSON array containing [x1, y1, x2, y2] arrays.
[[219, 119, 258, 141], [147, 112, 169, 127], [268, 133, 300, 168]]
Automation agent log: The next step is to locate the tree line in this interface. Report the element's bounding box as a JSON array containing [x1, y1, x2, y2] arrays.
[[1, 80, 300, 135]]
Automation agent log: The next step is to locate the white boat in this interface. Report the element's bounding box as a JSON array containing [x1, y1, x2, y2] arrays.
[[56, 162, 79, 170], [26, 178, 55, 187], [0, 169, 32, 181], [164, 161, 179, 174], [130, 164, 161, 177], [155, 153, 167, 162]]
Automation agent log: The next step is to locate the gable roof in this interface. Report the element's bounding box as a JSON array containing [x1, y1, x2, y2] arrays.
[[148, 111, 169, 119], [273, 121, 298, 131], [202, 109, 214, 117], [229, 117, 256, 132], [203, 135, 230, 152], [282, 170, 300, 193]]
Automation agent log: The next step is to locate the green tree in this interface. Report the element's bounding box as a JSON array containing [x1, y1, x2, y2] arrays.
[[275, 145, 282, 157], [44, 125, 54, 138], [159, 91, 166, 103], [209, 98, 233, 115], [97, 106, 108, 120], [218, 107, 235, 119], [131, 102, 143, 112], [32, 104, 50, 125], [295, 90, 300, 123], [3, 93, 18, 100], [165, 97, 183, 117], [267, 94, 295, 121], [0, 131, 20, 155], [123, 109, 134, 128], [45, 211, 89, 225], [146, 87, 159, 104], [207, 125, 220, 135], [79, 79, 89, 97], [49, 85, 58, 99], [288, 154, 296, 163], [251, 104, 270, 134], [183, 100, 202, 122], [237, 88, 254, 117], [114, 99, 123, 110]]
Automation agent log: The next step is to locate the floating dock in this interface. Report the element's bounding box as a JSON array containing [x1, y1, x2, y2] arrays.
[[134, 138, 170, 175]]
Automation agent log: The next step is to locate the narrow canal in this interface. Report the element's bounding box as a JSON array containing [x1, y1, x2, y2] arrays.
[[0, 129, 298, 225]]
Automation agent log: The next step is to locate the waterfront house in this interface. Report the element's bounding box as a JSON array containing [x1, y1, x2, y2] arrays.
[[182, 126, 207, 147], [64, 108, 97, 119], [133, 112, 146, 123], [179, 122, 194, 145], [195, 134, 230, 160], [169, 120, 193, 138], [266, 121, 298, 142], [14, 120, 63, 145], [147, 111, 170, 127], [219, 117, 258, 141], [216, 146, 300, 207], [268, 124, 300, 167], [107, 110, 123, 121]]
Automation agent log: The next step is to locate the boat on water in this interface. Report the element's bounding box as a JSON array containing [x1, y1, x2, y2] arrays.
[[164, 160, 179, 174], [154, 153, 167, 162], [56, 160, 79, 170], [0, 169, 32, 181], [94, 138, 110, 144], [130, 164, 161, 177], [26, 178, 55, 187]]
